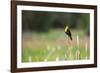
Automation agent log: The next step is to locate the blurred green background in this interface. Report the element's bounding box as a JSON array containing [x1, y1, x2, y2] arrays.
[[22, 10, 90, 62], [22, 10, 90, 32]]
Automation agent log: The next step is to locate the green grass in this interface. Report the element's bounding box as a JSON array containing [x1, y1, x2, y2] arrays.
[[22, 29, 90, 62], [31, 29, 65, 41], [22, 46, 90, 62]]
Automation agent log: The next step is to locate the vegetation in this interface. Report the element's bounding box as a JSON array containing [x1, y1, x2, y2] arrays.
[[22, 10, 90, 32], [22, 29, 90, 62]]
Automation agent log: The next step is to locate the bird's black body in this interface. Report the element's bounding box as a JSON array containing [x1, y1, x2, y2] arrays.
[[64, 26, 72, 40]]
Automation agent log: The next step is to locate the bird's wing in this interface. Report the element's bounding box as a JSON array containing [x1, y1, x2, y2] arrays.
[[67, 29, 72, 40]]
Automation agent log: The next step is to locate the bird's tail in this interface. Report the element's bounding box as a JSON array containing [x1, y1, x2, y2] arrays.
[[70, 36, 72, 40]]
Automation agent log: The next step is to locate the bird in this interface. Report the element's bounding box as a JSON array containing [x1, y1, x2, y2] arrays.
[[64, 25, 72, 40]]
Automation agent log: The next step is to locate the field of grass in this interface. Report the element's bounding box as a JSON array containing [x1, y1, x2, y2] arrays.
[[22, 29, 90, 62]]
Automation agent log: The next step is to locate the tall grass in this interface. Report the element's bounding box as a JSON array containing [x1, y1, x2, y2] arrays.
[[22, 29, 90, 62]]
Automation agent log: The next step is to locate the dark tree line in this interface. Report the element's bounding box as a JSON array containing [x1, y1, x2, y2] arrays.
[[22, 10, 90, 32]]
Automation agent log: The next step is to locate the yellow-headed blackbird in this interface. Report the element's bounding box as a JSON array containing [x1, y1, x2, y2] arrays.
[[64, 26, 72, 40]]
